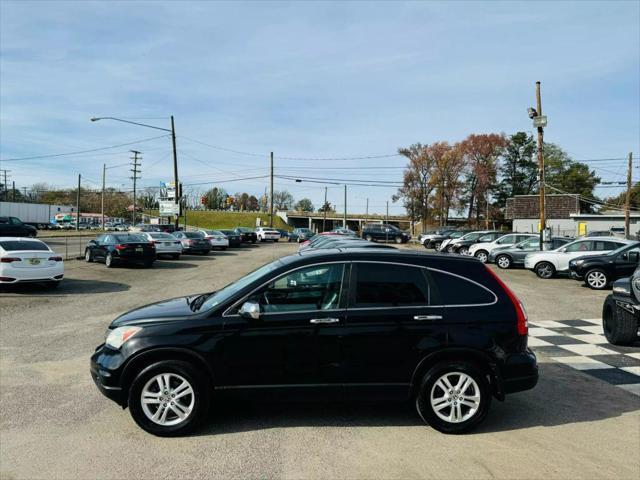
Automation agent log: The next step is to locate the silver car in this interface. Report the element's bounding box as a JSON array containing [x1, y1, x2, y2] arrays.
[[139, 232, 183, 259]]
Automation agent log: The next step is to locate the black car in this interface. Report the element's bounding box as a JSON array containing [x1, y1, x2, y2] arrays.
[[450, 231, 506, 255], [90, 248, 537, 436], [233, 227, 257, 244], [0, 216, 37, 238], [172, 232, 212, 255], [569, 242, 640, 290], [601, 267, 639, 345], [85, 234, 156, 268], [362, 223, 411, 244], [218, 229, 242, 248]]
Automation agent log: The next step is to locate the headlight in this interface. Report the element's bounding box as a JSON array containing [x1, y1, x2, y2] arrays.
[[105, 326, 142, 349], [571, 259, 585, 266]]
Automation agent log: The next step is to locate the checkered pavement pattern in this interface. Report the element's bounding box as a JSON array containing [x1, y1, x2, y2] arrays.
[[528, 318, 640, 397]]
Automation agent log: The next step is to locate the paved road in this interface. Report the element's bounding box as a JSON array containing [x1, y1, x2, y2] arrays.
[[1, 243, 638, 479]]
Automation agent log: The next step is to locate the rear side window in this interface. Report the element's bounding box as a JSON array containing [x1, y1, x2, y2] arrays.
[[353, 263, 429, 307], [599, 241, 622, 251], [428, 269, 496, 306], [0, 241, 49, 251]]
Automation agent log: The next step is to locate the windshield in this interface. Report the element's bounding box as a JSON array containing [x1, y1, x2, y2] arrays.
[[149, 233, 173, 239], [608, 242, 638, 256], [199, 259, 283, 310], [461, 232, 483, 241], [184, 232, 204, 239], [237, 228, 253, 233]]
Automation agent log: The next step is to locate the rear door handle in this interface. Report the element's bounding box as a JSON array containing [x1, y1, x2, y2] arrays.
[[310, 318, 340, 324], [414, 315, 443, 321]]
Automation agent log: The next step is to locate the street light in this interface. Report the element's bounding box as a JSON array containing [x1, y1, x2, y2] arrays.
[[91, 115, 180, 229]]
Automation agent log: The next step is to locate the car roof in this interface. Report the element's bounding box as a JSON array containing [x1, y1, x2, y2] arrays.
[[0, 237, 46, 243], [282, 247, 481, 265]]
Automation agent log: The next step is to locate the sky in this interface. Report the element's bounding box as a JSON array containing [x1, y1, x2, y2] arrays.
[[1, 0, 638, 214]]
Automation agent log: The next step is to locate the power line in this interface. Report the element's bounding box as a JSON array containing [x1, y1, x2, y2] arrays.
[[545, 184, 640, 211]]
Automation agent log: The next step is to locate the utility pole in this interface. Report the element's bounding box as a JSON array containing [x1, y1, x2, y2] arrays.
[[130, 150, 141, 226], [12, 181, 16, 202], [386, 201, 389, 243], [0, 169, 9, 201], [625, 152, 633, 239], [269, 151, 274, 227], [101, 163, 106, 230], [76, 174, 81, 232], [535, 81, 546, 249], [343, 184, 347, 228], [365, 197, 369, 225], [322, 186, 327, 232], [170, 115, 180, 230]]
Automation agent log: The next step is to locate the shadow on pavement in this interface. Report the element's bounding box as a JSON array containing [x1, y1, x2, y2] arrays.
[[149, 261, 199, 269], [0, 278, 130, 295]]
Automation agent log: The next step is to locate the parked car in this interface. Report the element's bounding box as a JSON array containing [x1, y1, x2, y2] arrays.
[[0, 237, 63, 288], [524, 237, 633, 279], [172, 232, 212, 255], [418, 229, 458, 248], [233, 227, 258, 244], [139, 232, 183, 259], [218, 229, 242, 248], [0, 216, 37, 238], [133, 224, 161, 233], [568, 242, 640, 289], [331, 227, 357, 236], [451, 231, 506, 255], [90, 248, 537, 436], [255, 227, 281, 242], [433, 230, 472, 251], [301, 235, 362, 250], [362, 223, 410, 244], [289, 227, 315, 243], [601, 267, 639, 345], [157, 224, 182, 234], [315, 239, 396, 250], [585, 230, 614, 237], [195, 230, 230, 250], [468, 233, 537, 263], [489, 236, 573, 269], [440, 231, 488, 253], [85, 234, 156, 268], [275, 229, 290, 240]]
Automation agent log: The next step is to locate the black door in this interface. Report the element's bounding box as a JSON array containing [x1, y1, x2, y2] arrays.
[[615, 245, 640, 278], [218, 263, 347, 400], [342, 262, 446, 400]]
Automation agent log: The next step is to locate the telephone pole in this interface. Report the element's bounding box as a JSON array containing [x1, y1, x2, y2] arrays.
[[101, 163, 106, 230], [170, 116, 180, 230], [343, 184, 347, 228], [130, 150, 142, 226], [322, 186, 327, 232], [536, 82, 545, 249], [625, 152, 633, 239], [12, 181, 16, 202], [0, 169, 9, 201], [76, 174, 81, 231], [269, 151, 274, 227]]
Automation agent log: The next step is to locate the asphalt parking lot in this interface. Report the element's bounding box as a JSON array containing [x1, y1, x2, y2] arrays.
[[1, 242, 639, 480]]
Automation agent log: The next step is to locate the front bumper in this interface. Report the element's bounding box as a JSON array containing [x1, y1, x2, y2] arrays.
[[502, 349, 538, 394], [569, 269, 583, 280], [90, 345, 126, 406]]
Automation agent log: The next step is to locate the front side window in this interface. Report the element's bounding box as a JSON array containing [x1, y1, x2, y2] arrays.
[[429, 269, 496, 306], [496, 235, 515, 244], [251, 264, 345, 313], [10, 217, 22, 225], [352, 263, 429, 308], [565, 240, 593, 252], [519, 238, 539, 249]]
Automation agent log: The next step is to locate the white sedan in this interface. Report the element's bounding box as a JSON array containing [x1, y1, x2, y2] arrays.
[[0, 237, 64, 288], [255, 227, 281, 242], [524, 236, 633, 278], [196, 230, 229, 250], [138, 232, 183, 259], [468, 233, 537, 263]]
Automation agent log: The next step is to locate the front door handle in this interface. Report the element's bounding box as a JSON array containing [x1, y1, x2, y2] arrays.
[[414, 315, 443, 321], [310, 318, 340, 324]]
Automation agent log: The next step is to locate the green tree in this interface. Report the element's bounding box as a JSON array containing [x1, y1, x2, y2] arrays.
[[317, 201, 335, 213], [203, 187, 228, 210], [495, 132, 538, 209], [604, 183, 640, 211], [294, 198, 314, 212], [273, 190, 295, 210]]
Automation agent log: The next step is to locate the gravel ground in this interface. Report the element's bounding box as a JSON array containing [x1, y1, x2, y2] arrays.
[[1, 242, 638, 480]]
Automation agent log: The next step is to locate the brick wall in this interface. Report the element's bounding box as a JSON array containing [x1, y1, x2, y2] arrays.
[[505, 194, 579, 220]]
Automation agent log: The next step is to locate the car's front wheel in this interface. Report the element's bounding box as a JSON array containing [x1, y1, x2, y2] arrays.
[[395, 236, 403, 244], [433, 241, 442, 251], [495, 254, 512, 269], [535, 261, 555, 279], [128, 360, 210, 437], [585, 269, 609, 290], [85, 249, 93, 262], [105, 253, 114, 268], [415, 361, 491, 434], [365, 235, 373, 242], [474, 250, 489, 263], [458, 246, 469, 255]]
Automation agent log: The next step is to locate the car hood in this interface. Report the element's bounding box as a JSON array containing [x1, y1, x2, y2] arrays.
[[111, 295, 203, 327]]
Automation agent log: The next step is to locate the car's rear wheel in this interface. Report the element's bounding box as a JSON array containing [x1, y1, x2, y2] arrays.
[[474, 250, 488, 263], [433, 241, 442, 250], [105, 253, 114, 268], [535, 261, 555, 279], [458, 246, 469, 255], [585, 269, 609, 290], [496, 254, 512, 269], [446, 245, 455, 253], [416, 361, 491, 434], [128, 360, 210, 437], [602, 296, 638, 345], [395, 236, 403, 244], [365, 235, 373, 242], [85, 249, 93, 262]]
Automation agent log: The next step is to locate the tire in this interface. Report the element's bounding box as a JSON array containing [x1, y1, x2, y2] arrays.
[[495, 254, 512, 269], [534, 261, 555, 279], [365, 235, 373, 242], [434, 241, 442, 251], [127, 360, 210, 437], [458, 246, 469, 256], [85, 249, 93, 263], [395, 236, 403, 244], [585, 269, 609, 290], [143, 261, 154, 268], [415, 361, 491, 434], [602, 296, 638, 345], [474, 250, 489, 263], [446, 245, 454, 253], [105, 253, 114, 268]]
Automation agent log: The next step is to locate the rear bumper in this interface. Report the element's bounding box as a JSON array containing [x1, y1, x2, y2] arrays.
[[502, 349, 538, 394]]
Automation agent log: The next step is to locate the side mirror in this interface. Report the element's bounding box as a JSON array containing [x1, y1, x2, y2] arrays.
[[239, 301, 260, 320]]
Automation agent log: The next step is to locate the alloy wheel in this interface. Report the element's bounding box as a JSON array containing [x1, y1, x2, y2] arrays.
[[586, 270, 607, 289], [475, 251, 488, 263], [536, 262, 554, 279], [434, 242, 441, 250], [496, 255, 511, 269], [429, 372, 480, 424], [141, 373, 195, 426]]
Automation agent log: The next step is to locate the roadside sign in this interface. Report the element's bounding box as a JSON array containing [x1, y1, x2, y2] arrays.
[[159, 200, 180, 216], [533, 115, 547, 128]]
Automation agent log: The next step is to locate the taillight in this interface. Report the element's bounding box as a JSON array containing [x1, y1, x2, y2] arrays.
[[484, 266, 528, 336], [0, 257, 22, 263], [114, 244, 127, 250], [48, 256, 63, 262]]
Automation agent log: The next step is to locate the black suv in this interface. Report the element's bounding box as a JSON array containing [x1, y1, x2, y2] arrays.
[[601, 267, 639, 345], [569, 242, 640, 290], [362, 223, 411, 243], [91, 249, 537, 436], [0, 216, 37, 237]]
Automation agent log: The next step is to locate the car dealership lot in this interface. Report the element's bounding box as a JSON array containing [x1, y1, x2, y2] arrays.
[[1, 243, 639, 480]]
